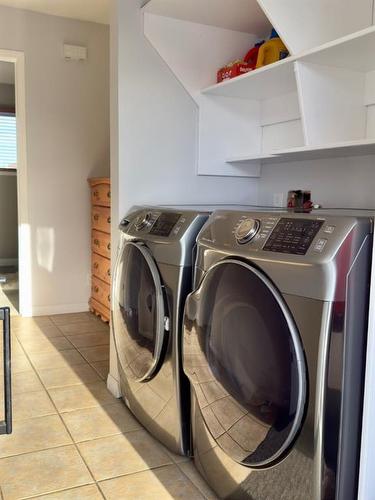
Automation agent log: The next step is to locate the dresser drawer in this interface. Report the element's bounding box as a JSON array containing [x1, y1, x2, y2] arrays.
[[89, 298, 110, 323], [92, 230, 111, 259], [92, 276, 111, 309], [92, 206, 111, 233], [92, 253, 111, 284], [91, 182, 111, 207]]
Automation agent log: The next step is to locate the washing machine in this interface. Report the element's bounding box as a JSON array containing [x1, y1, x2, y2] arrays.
[[112, 205, 216, 456], [183, 209, 373, 499]]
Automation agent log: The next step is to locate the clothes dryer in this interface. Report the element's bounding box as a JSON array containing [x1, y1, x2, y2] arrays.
[[183, 209, 373, 499]]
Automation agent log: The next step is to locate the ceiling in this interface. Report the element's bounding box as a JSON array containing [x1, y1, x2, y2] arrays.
[[0, 62, 15, 85], [0, 0, 110, 25], [144, 0, 271, 36]]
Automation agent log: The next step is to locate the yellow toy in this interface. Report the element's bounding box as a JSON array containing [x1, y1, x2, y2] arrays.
[[256, 29, 289, 69]]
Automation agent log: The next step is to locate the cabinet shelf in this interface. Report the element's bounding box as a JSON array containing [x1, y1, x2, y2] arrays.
[[202, 56, 297, 100], [226, 139, 375, 165], [201, 25, 375, 100]]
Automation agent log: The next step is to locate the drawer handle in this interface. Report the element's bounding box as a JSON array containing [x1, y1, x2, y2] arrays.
[[107, 243, 111, 251], [93, 190, 99, 198], [93, 286, 99, 293], [107, 217, 111, 224], [107, 269, 111, 276], [94, 262, 99, 269], [107, 295, 110, 302], [107, 191, 111, 198], [94, 214, 99, 221], [94, 239, 100, 246]]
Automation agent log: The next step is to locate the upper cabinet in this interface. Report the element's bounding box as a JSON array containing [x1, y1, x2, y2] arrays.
[[143, 0, 375, 176]]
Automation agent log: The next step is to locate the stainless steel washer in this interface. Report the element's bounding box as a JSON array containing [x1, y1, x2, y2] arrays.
[[183, 209, 373, 499], [112, 206, 212, 456]]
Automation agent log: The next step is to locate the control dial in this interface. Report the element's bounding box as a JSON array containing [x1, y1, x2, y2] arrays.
[[235, 218, 260, 244], [134, 212, 153, 231]]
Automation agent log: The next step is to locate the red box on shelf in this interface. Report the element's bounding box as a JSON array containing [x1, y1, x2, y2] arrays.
[[217, 61, 253, 83]]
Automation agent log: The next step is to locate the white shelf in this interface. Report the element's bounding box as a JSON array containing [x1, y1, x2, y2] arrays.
[[299, 25, 375, 72], [202, 56, 297, 100], [226, 139, 375, 165], [201, 25, 375, 100]]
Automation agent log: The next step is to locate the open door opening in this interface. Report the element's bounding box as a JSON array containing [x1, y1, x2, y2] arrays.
[[0, 61, 19, 316]]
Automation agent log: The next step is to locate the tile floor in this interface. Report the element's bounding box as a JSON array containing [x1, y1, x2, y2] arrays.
[[0, 312, 216, 499]]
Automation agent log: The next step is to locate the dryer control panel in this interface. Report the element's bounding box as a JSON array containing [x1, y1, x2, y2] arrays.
[[263, 218, 324, 255]]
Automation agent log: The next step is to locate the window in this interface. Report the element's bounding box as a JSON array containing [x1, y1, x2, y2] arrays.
[[0, 113, 17, 169]]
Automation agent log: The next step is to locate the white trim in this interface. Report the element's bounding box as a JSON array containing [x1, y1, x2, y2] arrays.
[[32, 303, 89, 317], [0, 49, 30, 318], [106, 373, 121, 398], [0, 258, 18, 266]]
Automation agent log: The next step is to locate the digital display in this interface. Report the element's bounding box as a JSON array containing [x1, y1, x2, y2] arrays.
[[150, 212, 181, 237], [263, 218, 324, 255]]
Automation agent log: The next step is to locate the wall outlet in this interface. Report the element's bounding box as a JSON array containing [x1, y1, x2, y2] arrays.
[[273, 193, 285, 207]]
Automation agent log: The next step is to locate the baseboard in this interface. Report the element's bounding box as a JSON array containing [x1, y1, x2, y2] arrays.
[[32, 303, 89, 316], [107, 373, 121, 398], [0, 258, 18, 266]]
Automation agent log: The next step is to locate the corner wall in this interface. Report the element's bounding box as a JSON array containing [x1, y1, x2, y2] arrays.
[[0, 6, 110, 315]]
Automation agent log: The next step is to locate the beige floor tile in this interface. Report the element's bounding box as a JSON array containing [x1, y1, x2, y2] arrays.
[[178, 461, 218, 499], [78, 430, 173, 481], [58, 321, 108, 336], [91, 360, 109, 380], [66, 332, 109, 348], [49, 312, 94, 325], [99, 464, 205, 499], [0, 353, 33, 374], [48, 381, 116, 412], [11, 316, 53, 329], [34, 484, 103, 499], [0, 445, 93, 499], [14, 325, 63, 339], [21, 336, 73, 354], [78, 345, 109, 363], [5, 390, 56, 421], [38, 364, 101, 389], [61, 402, 141, 442], [0, 414, 72, 459], [29, 350, 86, 371], [11, 370, 44, 394]]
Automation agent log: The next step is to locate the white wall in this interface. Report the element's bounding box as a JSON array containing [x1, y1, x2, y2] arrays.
[[257, 155, 375, 209], [0, 173, 18, 261], [109, 0, 260, 388], [0, 6, 110, 315], [0, 83, 15, 108]]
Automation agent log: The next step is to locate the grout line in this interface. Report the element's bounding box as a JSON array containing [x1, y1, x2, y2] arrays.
[[13, 318, 103, 495], [175, 461, 214, 500]]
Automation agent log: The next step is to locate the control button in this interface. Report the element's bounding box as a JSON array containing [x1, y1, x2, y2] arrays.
[[313, 238, 328, 252], [324, 225, 335, 234], [134, 212, 153, 231], [235, 218, 260, 244]]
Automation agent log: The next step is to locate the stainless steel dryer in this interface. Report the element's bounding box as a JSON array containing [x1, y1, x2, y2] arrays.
[[112, 206, 212, 456], [183, 209, 373, 499]]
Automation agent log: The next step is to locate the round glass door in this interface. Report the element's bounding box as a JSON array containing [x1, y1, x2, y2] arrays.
[[184, 259, 307, 468], [112, 241, 166, 382]]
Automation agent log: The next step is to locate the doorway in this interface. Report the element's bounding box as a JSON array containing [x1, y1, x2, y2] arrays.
[[0, 50, 29, 317], [0, 61, 18, 315]]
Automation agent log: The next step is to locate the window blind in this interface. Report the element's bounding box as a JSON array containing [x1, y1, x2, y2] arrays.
[[0, 114, 17, 169]]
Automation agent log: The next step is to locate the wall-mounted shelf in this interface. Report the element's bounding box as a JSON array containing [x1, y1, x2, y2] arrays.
[[144, 0, 375, 177], [227, 139, 375, 165], [202, 56, 297, 100]]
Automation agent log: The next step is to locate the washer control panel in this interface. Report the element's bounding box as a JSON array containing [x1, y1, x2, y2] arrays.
[[132, 210, 183, 237], [233, 215, 278, 245], [234, 218, 260, 244], [263, 218, 324, 255]]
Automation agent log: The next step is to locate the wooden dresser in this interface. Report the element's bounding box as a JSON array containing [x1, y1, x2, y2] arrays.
[[88, 177, 111, 322]]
